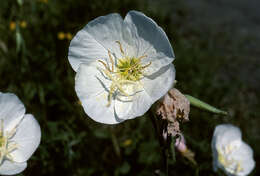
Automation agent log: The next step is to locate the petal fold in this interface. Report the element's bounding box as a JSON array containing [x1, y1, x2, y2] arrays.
[[75, 63, 122, 124], [68, 28, 108, 71], [115, 90, 152, 120], [10, 114, 41, 163], [142, 64, 175, 102], [0, 93, 25, 132], [232, 142, 255, 176], [124, 10, 175, 74]]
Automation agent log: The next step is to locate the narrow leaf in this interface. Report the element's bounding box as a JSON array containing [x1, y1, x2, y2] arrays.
[[185, 94, 228, 115]]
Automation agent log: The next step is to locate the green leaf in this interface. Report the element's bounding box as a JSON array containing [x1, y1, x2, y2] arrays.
[[185, 94, 228, 115]]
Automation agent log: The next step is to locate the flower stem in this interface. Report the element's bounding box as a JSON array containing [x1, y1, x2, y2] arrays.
[[149, 109, 169, 176], [109, 127, 121, 158]]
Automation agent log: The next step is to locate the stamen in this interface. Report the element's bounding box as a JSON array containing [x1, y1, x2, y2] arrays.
[[6, 153, 14, 162], [97, 41, 152, 106], [0, 119, 3, 138], [7, 127, 17, 139], [98, 60, 111, 72], [115, 41, 125, 55], [107, 84, 115, 107], [7, 142, 18, 153], [0, 120, 20, 164], [102, 69, 130, 106], [141, 61, 152, 69], [108, 50, 114, 72], [137, 55, 147, 60]]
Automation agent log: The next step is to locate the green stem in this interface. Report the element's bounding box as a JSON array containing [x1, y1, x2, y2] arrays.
[[149, 109, 168, 176], [110, 127, 121, 158]]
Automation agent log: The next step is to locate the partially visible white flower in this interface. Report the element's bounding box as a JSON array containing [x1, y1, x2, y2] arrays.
[[0, 92, 41, 175], [68, 10, 175, 124], [212, 124, 255, 176]]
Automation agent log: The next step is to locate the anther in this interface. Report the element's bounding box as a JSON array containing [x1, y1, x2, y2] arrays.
[[141, 61, 152, 69], [115, 41, 125, 55], [137, 55, 147, 60], [108, 50, 114, 72], [98, 60, 111, 72]]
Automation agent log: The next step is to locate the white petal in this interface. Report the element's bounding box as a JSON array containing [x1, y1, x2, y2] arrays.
[[124, 10, 174, 74], [68, 28, 108, 72], [0, 160, 27, 175], [75, 63, 110, 99], [114, 99, 133, 120], [213, 124, 242, 148], [75, 63, 122, 124], [231, 142, 255, 176], [142, 64, 175, 102], [84, 13, 132, 58], [115, 64, 174, 119], [115, 90, 153, 120], [127, 91, 153, 119], [10, 114, 41, 163], [0, 93, 25, 132]]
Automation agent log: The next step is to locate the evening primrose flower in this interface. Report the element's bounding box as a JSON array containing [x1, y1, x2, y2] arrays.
[[0, 92, 41, 175], [68, 10, 175, 124], [212, 124, 255, 176]]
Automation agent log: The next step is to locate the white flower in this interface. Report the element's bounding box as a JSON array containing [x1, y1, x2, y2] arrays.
[[0, 92, 41, 175], [68, 10, 175, 124], [211, 124, 255, 176]]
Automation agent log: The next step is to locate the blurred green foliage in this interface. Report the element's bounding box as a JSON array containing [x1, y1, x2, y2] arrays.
[[0, 0, 259, 175]]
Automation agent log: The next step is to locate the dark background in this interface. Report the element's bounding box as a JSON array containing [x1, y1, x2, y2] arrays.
[[0, 0, 259, 175]]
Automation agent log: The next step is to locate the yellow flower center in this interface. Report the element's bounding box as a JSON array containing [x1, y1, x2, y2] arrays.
[[98, 41, 151, 106], [0, 119, 18, 165], [217, 143, 244, 174]]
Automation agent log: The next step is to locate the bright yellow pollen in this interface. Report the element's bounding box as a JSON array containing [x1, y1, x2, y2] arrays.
[[97, 41, 152, 106]]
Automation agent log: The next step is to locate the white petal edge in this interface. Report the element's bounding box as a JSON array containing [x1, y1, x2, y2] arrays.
[[231, 142, 255, 176], [0, 92, 25, 132], [213, 124, 242, 148], [142, 64, 175, 102], [10, 114, 41, 163], [84, 13, 133, 59], [114, 90, 153, 120], [68, 28, 108, 72], [0, 160, 27, 175], [124, 10, 175, 74], [75, 63, 123, 124]]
